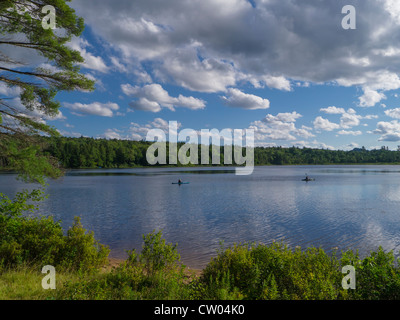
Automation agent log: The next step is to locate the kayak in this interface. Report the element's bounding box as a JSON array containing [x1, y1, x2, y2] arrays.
[[172, 182, 190, 184], [302, 178, 315, 181]]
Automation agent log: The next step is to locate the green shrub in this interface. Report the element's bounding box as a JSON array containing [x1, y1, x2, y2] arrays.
[[60, 230, 192, 300], [341, 247, 400, 300], [0, 189, 109, 273], [200, 242, 347, 300], [139, 230, 181, 275], [60, 216, 110, 272]]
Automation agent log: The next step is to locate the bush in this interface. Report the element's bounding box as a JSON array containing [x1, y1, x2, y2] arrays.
[[139, 230, 181, 275], [340, 247, 400, 300], [0, 190, 109, 272], [60, 230, 192, 300], [198, 242, 400, 300], [61, 216, 110, 272], [200, 242, 346, 300]]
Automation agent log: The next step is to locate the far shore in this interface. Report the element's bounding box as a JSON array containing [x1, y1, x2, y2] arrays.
[[3, 162, 400, 175]]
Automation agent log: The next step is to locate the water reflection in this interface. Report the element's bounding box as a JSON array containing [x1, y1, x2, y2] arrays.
[[66, 168, 236, 176], [2, 165, 400, 268]]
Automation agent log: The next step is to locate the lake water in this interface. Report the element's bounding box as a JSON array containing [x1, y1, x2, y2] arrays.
[[2, 165, 400, 269]]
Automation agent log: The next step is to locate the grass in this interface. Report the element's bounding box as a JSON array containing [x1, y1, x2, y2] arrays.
[[0, 264, 82, 300], [2, 190, 400, 300], [2, 241, 400, 300]]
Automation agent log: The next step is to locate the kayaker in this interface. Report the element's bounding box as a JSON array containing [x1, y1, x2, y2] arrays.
[[178, 179, 182, 183]]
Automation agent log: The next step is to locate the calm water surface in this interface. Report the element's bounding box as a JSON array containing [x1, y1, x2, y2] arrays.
[[2, 165, 400, 269]]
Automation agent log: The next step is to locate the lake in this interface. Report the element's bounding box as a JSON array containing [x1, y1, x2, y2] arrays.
[[2, 165, 400, 269]]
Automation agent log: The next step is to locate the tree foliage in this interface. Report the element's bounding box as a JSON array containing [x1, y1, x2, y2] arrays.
[[27, 136, 400, 169], [0, 0, 95, 184]]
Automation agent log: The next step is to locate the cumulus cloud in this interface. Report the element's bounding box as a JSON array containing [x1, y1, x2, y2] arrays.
[[63, 102, 120, 117], [320, 106, 346, 114], [359, 88, 387, 107], [384, 108, 400, 119], [69, 0, 400, 101], [157, 49, 238, 93], [295, 126, 316, 139], [221, 88, 270, 110], [241, 74, 292, 91], [121, 83, 206, 112], [337, 130, 363, 136], [340, 112, 361, 129], [68, 37, 109, 73], [314, 107, 369, 133], [99, 118, 182, 141], [371, 120, 400, 141], [287, 140, 335, 150], [313, 116, 341, 131], [57, 129, 84, 138], [264, 112, 302, 123], [0, 82, 21, 97], [346, 142, 360, 150], [249, 111, 311, 142]]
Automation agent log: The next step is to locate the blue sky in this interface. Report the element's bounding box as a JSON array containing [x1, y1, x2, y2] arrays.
[[11, 0, 400, 150]]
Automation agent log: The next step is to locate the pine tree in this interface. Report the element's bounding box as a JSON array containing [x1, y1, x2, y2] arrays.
[[0, 0, 95, 184]]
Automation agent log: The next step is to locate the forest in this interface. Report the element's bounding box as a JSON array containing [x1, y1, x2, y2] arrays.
[[29, 136, 400, 169]]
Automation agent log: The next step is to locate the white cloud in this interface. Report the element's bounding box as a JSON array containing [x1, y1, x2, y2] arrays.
[[372, 120, 400, 141], [250, 111, 309, 141], [363, 114, 379, 120], [359, 88, 387, 107], [281, 140, 335, 150], [99, 118, 182, 141], [68, 37, 109, 73], [110, 56, 128, 73], [157, 50, 238, 93], [295, 125, 315, 139], [347, 142, 360, 150], [63, 102, 120, 117], [70, 0, 400, 101], [382, 0, 400, 24], [122, 83, 206, 112], [221, 88, 270, 110], [264, 112, 302, 123], [384, 108, 400, 119], [337, 130, 363, 136], [57, 129, 83, 138], [0, 82, 21, 97], [340, 112, 361, 129], [320, 106, 346, 114], [1, 96, 65, 124], [129, 98, 162, 113], [133, 70, 152, 84], [102, 128, 123, 140], [243, 74, 292, 91], [313, 116, 340, 131], [315, 107, 367, 133]]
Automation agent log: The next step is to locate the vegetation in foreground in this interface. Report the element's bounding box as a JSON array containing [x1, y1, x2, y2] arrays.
[[1, 190, 400, 300]]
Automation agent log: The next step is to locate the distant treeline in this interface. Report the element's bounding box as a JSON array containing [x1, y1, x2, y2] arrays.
[[36, 136, 400, 169]]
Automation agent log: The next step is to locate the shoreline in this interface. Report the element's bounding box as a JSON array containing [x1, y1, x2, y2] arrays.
[[2, 162, 400, 174]]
